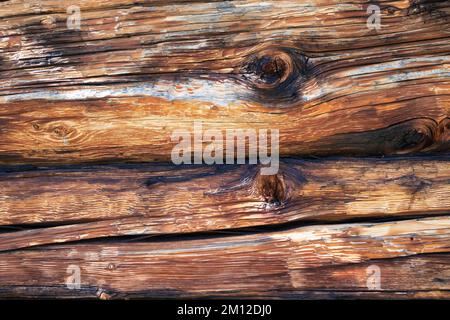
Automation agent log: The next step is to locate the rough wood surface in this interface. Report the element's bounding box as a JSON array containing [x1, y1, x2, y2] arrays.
[[0, 0, 449, 164], [1, 216, 450, 299], [0, 0, 449, 299]]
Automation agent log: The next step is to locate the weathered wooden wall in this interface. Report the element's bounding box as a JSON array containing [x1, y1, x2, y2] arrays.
[[0, 0, 449, 299]]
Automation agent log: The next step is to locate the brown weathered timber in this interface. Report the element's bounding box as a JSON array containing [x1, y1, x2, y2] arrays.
[[0, 216, 450, 299], [0, 156, 449, 251], [0, 97, 449, 165], [0, 1, 449, 164], [0, 0, 450, 300]]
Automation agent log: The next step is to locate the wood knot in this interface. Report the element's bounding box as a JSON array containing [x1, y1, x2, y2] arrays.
[[242, 48, 312, 103], [107, 263, 116, 270], [32, 122, 41, 131], [393, 119, 436, 154], [253, 171, 287, 209], [243, 48, 313, 106], [53, 125, 70, 137], [245, 49, 294, 90], [437, 118, 450, 143], [381, 5, 399, 15], [250, 164, 306, 210], [42, 122, 80, 145], [407, 0, 447, 15]]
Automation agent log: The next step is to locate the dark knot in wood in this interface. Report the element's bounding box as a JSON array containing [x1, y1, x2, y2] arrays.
[[245, 49, 294, 90], [393, 119, 438, 154], [437, 118, 450, 144], [242, 48, 312, 104], [253, 170, 288, 209]]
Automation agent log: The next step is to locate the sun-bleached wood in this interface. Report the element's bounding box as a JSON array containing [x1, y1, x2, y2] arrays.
[[0, 1, 448, 164]]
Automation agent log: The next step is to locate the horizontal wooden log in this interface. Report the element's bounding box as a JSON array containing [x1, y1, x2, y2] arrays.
[[1, 216, 450, 299], [0, 1, 449, 164], [1, 0, 449, 300], [0, 96, 449, 165], [0, 0, 449, 91], [0, 156, 449, 251]]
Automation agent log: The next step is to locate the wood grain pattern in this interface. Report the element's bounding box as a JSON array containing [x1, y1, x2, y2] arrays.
[[1, 216, 450, 299], [0, 0, 449, 299], [0, 0, 449, 164], [0, 156, 449, 251], [0, 97, 449, 165]]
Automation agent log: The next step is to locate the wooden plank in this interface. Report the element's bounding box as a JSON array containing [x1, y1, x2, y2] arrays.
[[1, 0, 449, 86], [0, 156, 449, 251], [0, 1, 448, 164], [0, 0, 449, 299], [1, 216, 450, 299]]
